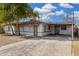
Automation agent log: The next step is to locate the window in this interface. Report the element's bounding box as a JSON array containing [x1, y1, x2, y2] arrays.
[[61, 25, 67, 30]]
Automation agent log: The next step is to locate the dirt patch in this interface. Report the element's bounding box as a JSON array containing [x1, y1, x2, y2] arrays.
[[72, 38, 79, 56], [0, 34, 26, 47], [0, 36, 71, 56]]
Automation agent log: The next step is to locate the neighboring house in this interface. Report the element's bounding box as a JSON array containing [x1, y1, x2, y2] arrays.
[[3, 20, 79, 37]]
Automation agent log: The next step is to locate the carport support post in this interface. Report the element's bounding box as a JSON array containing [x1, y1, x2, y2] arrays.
[[33, 24, 38, 37], [72, 23, 74, 40], [71, 9, 74, 56], [72, 10, 74, 41]]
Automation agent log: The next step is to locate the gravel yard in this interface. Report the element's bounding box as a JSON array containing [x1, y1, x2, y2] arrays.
[[0, 35, 72, 56], [0, 34, 26, 47]]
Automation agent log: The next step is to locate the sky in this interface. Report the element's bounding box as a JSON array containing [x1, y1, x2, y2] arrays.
[[29, 3, 79, 24]]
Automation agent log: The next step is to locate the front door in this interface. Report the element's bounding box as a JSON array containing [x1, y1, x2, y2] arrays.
[[54, 25, 59, 35]]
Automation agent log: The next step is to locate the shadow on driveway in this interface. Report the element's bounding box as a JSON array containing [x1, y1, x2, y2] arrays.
[[21, 34, 72, 41]]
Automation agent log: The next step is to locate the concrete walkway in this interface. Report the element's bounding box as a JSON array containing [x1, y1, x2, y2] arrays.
[[0, 36, 71, 56]]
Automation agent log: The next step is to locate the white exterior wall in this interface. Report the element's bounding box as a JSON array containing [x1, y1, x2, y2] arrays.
[[19, 24, 51, 36], [19, 26, 34, 36], [50, 26, 55, 34], [3, 25, 16, 34], [59, 26, 72, 35], [37, 24, 44, 36], [37, 24, 51, 36], [3, 24, 73, 36]]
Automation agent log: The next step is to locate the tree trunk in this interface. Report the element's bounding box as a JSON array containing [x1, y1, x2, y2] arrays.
[[9, 22, 15, 35]]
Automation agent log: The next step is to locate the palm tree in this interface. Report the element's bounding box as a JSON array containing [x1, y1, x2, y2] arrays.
[[0, 3, 38, 35]]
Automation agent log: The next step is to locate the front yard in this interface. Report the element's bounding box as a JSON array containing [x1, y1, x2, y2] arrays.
[[0, 34, 26, 47], [72, 37, 79, 56], [0, 34, 79, 56], [0, 35, 72, 56]]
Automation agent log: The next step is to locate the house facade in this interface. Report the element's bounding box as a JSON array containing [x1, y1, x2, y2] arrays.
[[3, 21, 79, 37]]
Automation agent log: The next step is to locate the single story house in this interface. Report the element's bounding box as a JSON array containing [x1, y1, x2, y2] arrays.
[[3, 20, 79, 37]]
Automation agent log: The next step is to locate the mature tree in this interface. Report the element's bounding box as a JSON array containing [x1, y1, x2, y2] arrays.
[[0, 3, 38, 35]]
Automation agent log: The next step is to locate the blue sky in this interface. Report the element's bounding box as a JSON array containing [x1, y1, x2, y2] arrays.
[[29, 3, 79, 23]]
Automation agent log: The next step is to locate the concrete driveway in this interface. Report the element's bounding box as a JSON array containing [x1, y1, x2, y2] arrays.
[[0, 35, 72, 56]]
